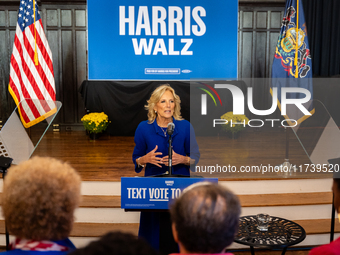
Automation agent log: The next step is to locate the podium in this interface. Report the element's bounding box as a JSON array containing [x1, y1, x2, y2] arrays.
[[121, 177, 218, 210], [121, 177, 218, 254]]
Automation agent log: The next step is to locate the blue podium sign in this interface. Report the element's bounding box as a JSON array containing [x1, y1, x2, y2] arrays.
[[88, 0, 238, 80], [121, 177, 218, 209]]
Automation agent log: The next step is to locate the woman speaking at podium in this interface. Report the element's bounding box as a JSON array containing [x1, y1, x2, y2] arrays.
[[132, 84, 200, 253]]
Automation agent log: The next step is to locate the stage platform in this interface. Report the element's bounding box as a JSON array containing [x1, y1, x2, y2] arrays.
[[0, 129, 336, 252], [31, 128, 331, 181]]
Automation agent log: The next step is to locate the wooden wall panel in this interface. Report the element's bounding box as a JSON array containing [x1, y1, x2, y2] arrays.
[[75, 10, 86, 27], [61, 10, 72, 27], [0, 11, 5, 25], [75, 8, 87, 121], [240, 31, 253, 78], [0, 30, 8, 119], [8, 10, 16, 26], [76, 30, 87, 120], [47, 29, 61, 123], [257, 12, 267, 28], [0, 7, 16, 121], [61, 30, 75, 123], [238, 7, 283, 78], [268, 10, 283, 75], [44, 6, 87, 126]]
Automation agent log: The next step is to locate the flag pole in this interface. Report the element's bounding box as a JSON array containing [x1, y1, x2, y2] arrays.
[[294, 0, 299, 78], [281, 0, 299, 174], [33, 0, 39, 65]]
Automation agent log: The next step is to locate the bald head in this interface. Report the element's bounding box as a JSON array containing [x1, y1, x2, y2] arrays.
[[170, 183, 241, 253]]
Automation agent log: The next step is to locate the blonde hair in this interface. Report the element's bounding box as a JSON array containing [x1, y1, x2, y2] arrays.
[[2, 156, 81, 240], [145, 84, 183, 123]]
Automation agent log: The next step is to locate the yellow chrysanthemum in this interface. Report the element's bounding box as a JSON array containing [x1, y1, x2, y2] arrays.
[[81, 112, 109, 134], [220, 111, 249, 133]]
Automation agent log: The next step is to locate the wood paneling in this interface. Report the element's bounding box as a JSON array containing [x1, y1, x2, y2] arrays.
[[238, 7, 284, 78]]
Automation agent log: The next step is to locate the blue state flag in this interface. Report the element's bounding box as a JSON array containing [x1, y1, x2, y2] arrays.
[[271, 0, 314, 125]]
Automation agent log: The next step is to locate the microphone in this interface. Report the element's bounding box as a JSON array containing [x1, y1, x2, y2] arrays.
[[167, 122, 175, 136]]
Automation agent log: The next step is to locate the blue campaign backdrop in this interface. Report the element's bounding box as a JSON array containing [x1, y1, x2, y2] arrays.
[[88, 0, 238, 80]]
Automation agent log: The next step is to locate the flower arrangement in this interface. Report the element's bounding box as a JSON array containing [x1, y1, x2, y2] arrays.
[[220, 111, 249, 134], [81, 112, 109, 134]]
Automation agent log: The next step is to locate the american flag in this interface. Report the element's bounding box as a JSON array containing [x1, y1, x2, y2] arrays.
[[8, 0, 56, 128]]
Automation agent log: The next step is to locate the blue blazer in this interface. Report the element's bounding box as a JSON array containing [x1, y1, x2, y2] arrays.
[[132, 118, 200, 176]]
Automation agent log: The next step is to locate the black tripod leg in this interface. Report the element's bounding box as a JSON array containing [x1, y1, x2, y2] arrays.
[[331, 193, 335, 242], [2, 169, 10, 250], [5, 227, 9, 251]]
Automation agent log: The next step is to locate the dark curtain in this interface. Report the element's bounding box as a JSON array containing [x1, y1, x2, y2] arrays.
[[79, 80, 248, 136], [303, 0, 340, 77], [79, 81, 190, 136]]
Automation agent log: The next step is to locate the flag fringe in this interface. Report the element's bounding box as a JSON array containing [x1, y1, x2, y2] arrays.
[[8, 83, 57, 128]]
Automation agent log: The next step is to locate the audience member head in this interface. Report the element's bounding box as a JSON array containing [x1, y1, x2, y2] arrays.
[[69, 231, 159, 255], [2, 156, 81, 241], [170, 182, 241, 254]]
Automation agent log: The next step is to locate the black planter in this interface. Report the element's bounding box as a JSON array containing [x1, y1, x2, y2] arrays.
[[227, 132, 240, 139], [89, 132, 101, 140]]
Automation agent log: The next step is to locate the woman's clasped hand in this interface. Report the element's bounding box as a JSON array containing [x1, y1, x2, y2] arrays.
[[141, 145, 188, 167]]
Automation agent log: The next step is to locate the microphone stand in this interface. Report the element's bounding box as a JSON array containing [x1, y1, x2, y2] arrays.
[[150, 122, 188, 178], [166, 133, 188, 178], [277, 126, 298, 177], [168, 134, 173, 176]]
